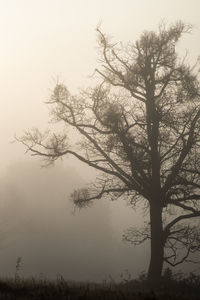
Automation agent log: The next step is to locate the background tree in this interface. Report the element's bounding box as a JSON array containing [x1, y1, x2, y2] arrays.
[[19, 22, 200, 283]]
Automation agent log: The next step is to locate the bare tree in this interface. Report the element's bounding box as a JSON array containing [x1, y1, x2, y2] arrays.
[[19, 21, 200, 283]]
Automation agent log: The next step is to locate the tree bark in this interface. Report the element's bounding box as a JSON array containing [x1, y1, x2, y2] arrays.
[[147, 200, 164, 284]]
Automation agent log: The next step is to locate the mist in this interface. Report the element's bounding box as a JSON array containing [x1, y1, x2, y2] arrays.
[[0, 160, 148, 281], [0, 0, 200, 283]]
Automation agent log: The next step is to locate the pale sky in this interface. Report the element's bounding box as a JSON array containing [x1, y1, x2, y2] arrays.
[[0, 0, 200, 280], [0, 0, 200, 170]]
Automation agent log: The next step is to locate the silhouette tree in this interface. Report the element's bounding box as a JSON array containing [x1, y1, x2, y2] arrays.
[[19, 22, 200, 283]]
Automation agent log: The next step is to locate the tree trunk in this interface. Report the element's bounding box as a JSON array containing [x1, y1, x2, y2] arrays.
[[147, 200, 164, 284]]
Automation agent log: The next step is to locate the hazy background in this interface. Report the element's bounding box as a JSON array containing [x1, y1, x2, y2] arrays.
[[0, 0, 200, 281]]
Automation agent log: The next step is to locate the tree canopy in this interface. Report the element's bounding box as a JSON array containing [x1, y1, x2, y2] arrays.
[[19, 21, 200, 282]]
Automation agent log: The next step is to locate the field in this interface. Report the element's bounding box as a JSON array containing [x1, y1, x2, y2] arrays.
[[0, 271, 200, 299]]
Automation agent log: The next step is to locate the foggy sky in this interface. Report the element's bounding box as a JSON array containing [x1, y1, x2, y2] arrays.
[[0, 0, 200, 281]]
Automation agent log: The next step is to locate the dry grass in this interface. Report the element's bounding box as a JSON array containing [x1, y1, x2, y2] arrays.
[[0, 272, 199, 299]]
